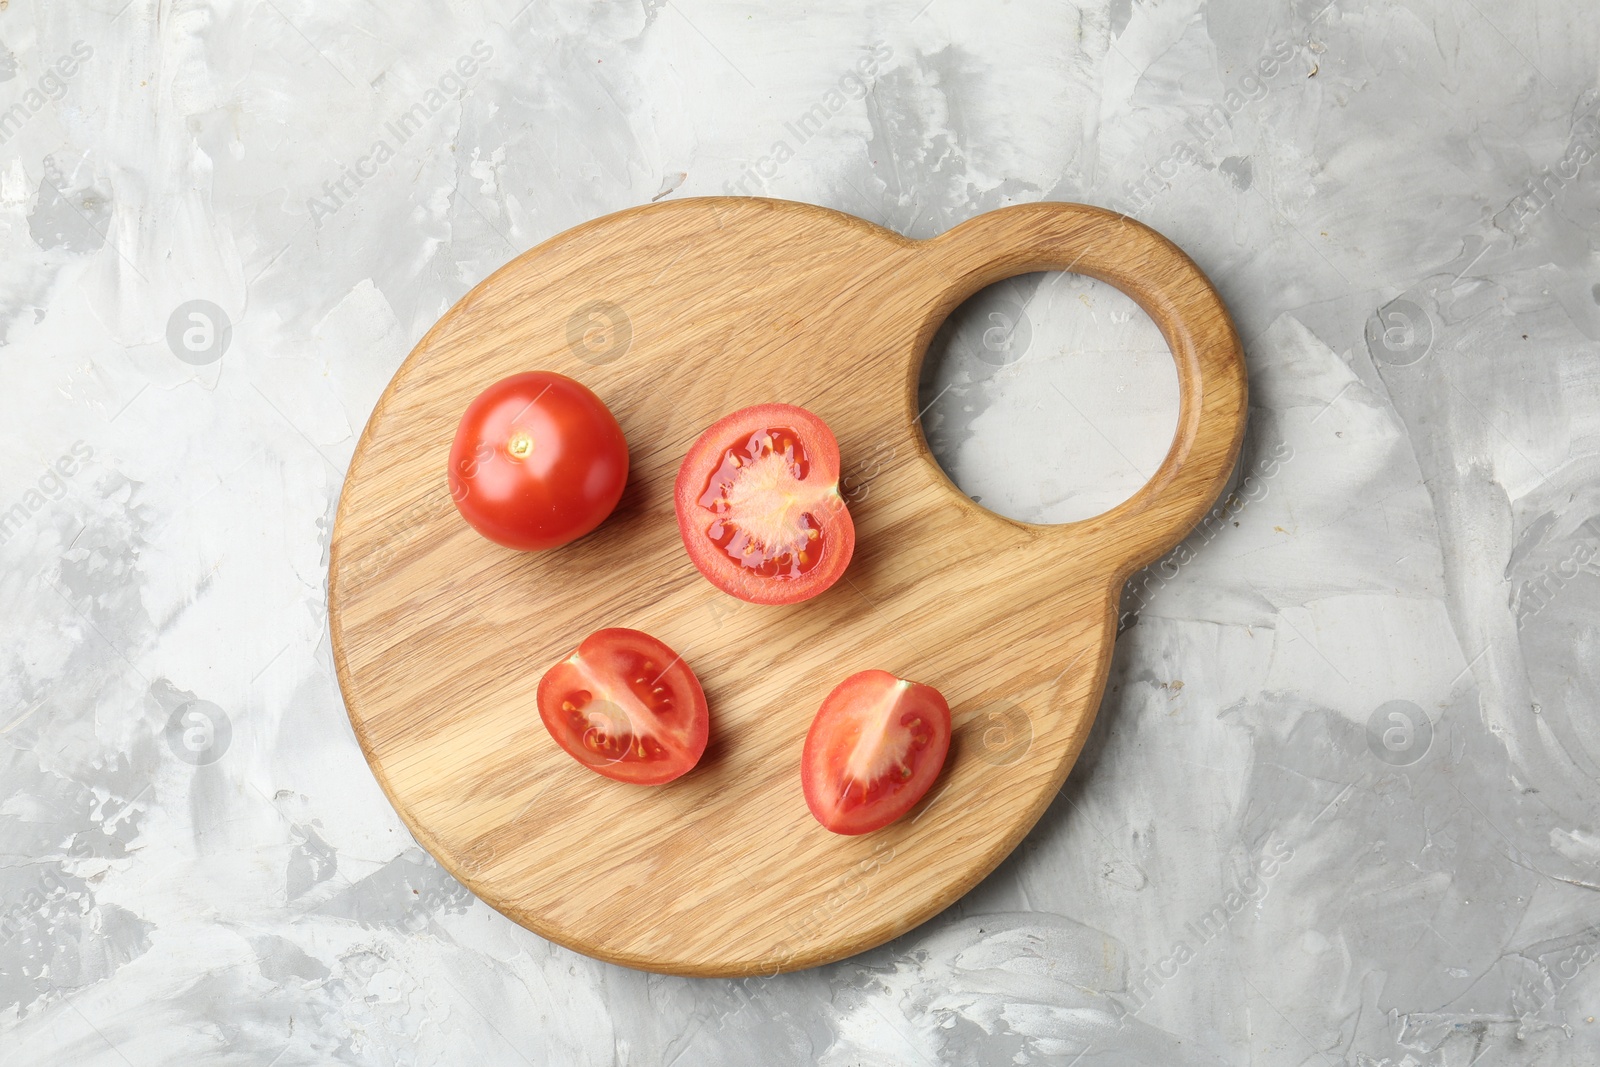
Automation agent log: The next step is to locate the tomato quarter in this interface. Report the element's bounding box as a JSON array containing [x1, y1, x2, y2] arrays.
[[801, 670, 951, 835], [537, 629, 708, 785], [674, 403, 854, 604], [449, 372, 628, 551]]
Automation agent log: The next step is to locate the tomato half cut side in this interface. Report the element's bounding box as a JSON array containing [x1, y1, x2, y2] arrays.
[[536, 628, 709, 785], [674, 403, 855, 605], [801, 670, 952, 835]]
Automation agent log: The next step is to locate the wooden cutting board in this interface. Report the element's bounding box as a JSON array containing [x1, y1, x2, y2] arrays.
[[328, 198, 1246, 977]]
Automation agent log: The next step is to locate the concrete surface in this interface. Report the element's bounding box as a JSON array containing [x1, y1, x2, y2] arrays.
[[2, 0, 1598, 1063]]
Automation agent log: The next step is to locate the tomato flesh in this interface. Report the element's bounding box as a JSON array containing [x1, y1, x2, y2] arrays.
[[698, 426, 826, 580], [801, 670, 951, 835], [448, 372, 628, 551], [675, 404, 854, 604], [537, 629, 708, 785]]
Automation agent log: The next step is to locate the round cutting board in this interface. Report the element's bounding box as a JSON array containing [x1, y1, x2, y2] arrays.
[[328, 198, 1246, 977]]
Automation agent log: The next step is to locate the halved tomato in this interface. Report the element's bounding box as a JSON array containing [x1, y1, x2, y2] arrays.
[[536, 628, 708, 785], [674, 403, 854, 605], [801, 670, 952, 835]]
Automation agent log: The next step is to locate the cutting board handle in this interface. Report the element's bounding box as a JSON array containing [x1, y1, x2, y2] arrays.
[[922, 202, 1249, 579]]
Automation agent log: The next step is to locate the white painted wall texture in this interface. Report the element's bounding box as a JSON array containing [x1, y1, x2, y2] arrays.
[[2, 1, 1599, 1063]]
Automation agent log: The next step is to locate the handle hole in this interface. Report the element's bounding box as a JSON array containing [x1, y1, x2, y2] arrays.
[[917, 271, 1179, 524]]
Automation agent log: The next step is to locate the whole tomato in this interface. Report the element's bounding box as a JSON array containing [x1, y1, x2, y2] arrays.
[[448, 372, 628, 550]]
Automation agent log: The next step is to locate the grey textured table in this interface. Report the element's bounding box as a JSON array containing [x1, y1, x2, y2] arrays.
[[4, 1, 1598, 1064]]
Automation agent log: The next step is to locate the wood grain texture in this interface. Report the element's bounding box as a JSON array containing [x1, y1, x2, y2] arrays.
[[328, 198, 1248, 977]]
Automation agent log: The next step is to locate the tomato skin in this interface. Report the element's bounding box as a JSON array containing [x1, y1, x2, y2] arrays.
[[449, 372, 628, 551], [674, 403, 855, 605], [801, 670, 952, 835], [537, 628, 709, 785]]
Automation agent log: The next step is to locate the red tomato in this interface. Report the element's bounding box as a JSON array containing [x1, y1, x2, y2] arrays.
[[448, 372, 628, 551], [673, 403, 854, 604], [801, 670, 951, 835], [537, 628, 708, 785]]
